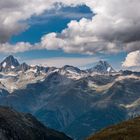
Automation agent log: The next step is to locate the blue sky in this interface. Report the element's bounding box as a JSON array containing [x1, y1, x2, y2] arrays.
[[8, 5, 123, 69], [8, 5, 102, 69], [11, 5, 93, 45], [0, 0, 139, 70]]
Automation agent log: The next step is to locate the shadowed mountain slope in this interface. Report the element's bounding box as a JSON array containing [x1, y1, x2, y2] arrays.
[[0, 106, 72, 140]]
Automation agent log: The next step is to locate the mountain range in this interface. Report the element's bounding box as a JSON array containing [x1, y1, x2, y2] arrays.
[[0, 55, 140, 140]]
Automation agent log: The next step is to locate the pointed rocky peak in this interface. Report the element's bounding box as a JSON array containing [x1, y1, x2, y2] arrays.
[[1, 55, 20, 70], [96, 60, 113, 69], [88, 60, 116, 74]]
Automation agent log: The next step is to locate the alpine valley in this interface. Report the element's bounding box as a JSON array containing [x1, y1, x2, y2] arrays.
[[1, 55, 140, 140]]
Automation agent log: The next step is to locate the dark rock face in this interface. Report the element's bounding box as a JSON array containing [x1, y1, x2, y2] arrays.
[[0, 106, 72, 140], [87, 116, 140, 140]]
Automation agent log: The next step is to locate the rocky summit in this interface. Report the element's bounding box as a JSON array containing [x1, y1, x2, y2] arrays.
[[0, 55, 20, 72]]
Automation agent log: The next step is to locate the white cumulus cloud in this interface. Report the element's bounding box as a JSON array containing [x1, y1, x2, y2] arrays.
[[38, 0, 140, 54], [122, 50, 140, 67]]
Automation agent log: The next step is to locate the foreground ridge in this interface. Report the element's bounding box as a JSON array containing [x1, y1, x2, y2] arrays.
[[0, 106, 72, 140], [87, 116, 140, 140]]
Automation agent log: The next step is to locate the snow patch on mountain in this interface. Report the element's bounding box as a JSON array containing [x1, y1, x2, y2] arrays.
[[88, 80, 114, 92], [2, 62, 6, 68], [121, 98, 140, 109], [115, 75, 140, 81], [27, 68, 38, 73], [11, 65, 15, 69]]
